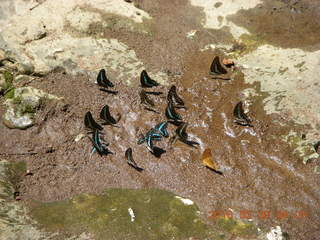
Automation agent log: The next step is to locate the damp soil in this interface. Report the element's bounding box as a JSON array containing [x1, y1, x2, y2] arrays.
[[228, 0, 320, 51], [0, 49, 319, 239], [1, 0, 320, 239]]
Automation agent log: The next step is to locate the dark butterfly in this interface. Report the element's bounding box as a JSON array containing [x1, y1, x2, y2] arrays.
[[140, 70, 159, 88], [89, 129, 112, 156], [97, 69, 118, 94], [140, 90, 160, 113], [97, 69, 114, 87], [125, 148, 144, 171], [167, 85, 185, 108], [140, 90, 155, 107], [137, 130, 162, 145], [84, 111, 103, 131], [154, 121, 169, 137], [100, 105, 121, 126], [210, 56, 228, 75], [165, 100, 182, 122], [172, 122, 199, 148], [233, 101, 253, 127]]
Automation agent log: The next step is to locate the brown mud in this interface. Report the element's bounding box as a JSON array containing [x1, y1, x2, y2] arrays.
[[0, 49, 318, 239], [228, 0, 320, 51], [1, 0, 320, 239]]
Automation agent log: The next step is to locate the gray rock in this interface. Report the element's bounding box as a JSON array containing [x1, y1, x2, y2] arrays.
[[2, 87, 62, 129], [0, 0, 168, 85], [2, 108, 34, 129]]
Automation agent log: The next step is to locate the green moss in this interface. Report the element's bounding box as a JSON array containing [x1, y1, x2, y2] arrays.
[[2, 161, 26, 199], [3, 71, 13, 87], [4, 88, 15, 99], [30, 189, 212, 240], [20, 103, 37, 114], [216, 217, 257, 237], [230, 34, 266, 57], [1, 71, 14, 95], [0, 180, 14, 199]]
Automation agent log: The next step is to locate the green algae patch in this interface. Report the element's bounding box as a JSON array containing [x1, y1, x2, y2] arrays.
[[230, 33, 266, 58], [3, 71, 14, 88], [30, 188, 212, 240], [1, 71, 14, 96], [0, 161, 26, 200], [4, 88, 15, 99], [216, 217, 257, 237]]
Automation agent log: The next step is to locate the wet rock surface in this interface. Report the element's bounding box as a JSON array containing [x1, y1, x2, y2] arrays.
[[0, 0, 320, 240]]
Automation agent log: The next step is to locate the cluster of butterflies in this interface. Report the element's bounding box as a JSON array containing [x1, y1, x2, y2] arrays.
[[83, 56, 253, 173]]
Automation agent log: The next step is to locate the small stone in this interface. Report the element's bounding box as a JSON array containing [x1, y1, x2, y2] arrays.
[[128, 208, 135, 222], [266, 226, 285, 240], [75, 133, 86, 142], [2, 87, 62, 129], [17, 62, 35, 75], [214, 2, 223, 8], [15, 75, 33, 82], [2, 108, 34, 129], [186, 30, 197, 39]]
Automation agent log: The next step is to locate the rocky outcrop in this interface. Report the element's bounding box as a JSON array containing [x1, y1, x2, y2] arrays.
[[2, 86, 62, 129], [0, 0, 168, 85]]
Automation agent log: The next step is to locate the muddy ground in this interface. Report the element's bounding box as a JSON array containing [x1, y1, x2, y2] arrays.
[[1, 0, 320, 239]]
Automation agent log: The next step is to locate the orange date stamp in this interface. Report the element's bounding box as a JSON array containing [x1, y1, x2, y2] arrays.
[[208, 209, 309, 220]]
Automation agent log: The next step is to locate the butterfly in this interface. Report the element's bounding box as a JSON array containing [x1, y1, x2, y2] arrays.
[[233, 101, 253, 127], [125, 148, 143, 171], [140, 70, 160, 88], [84, 111, 103, 131], [202, 148, 222, 175]]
